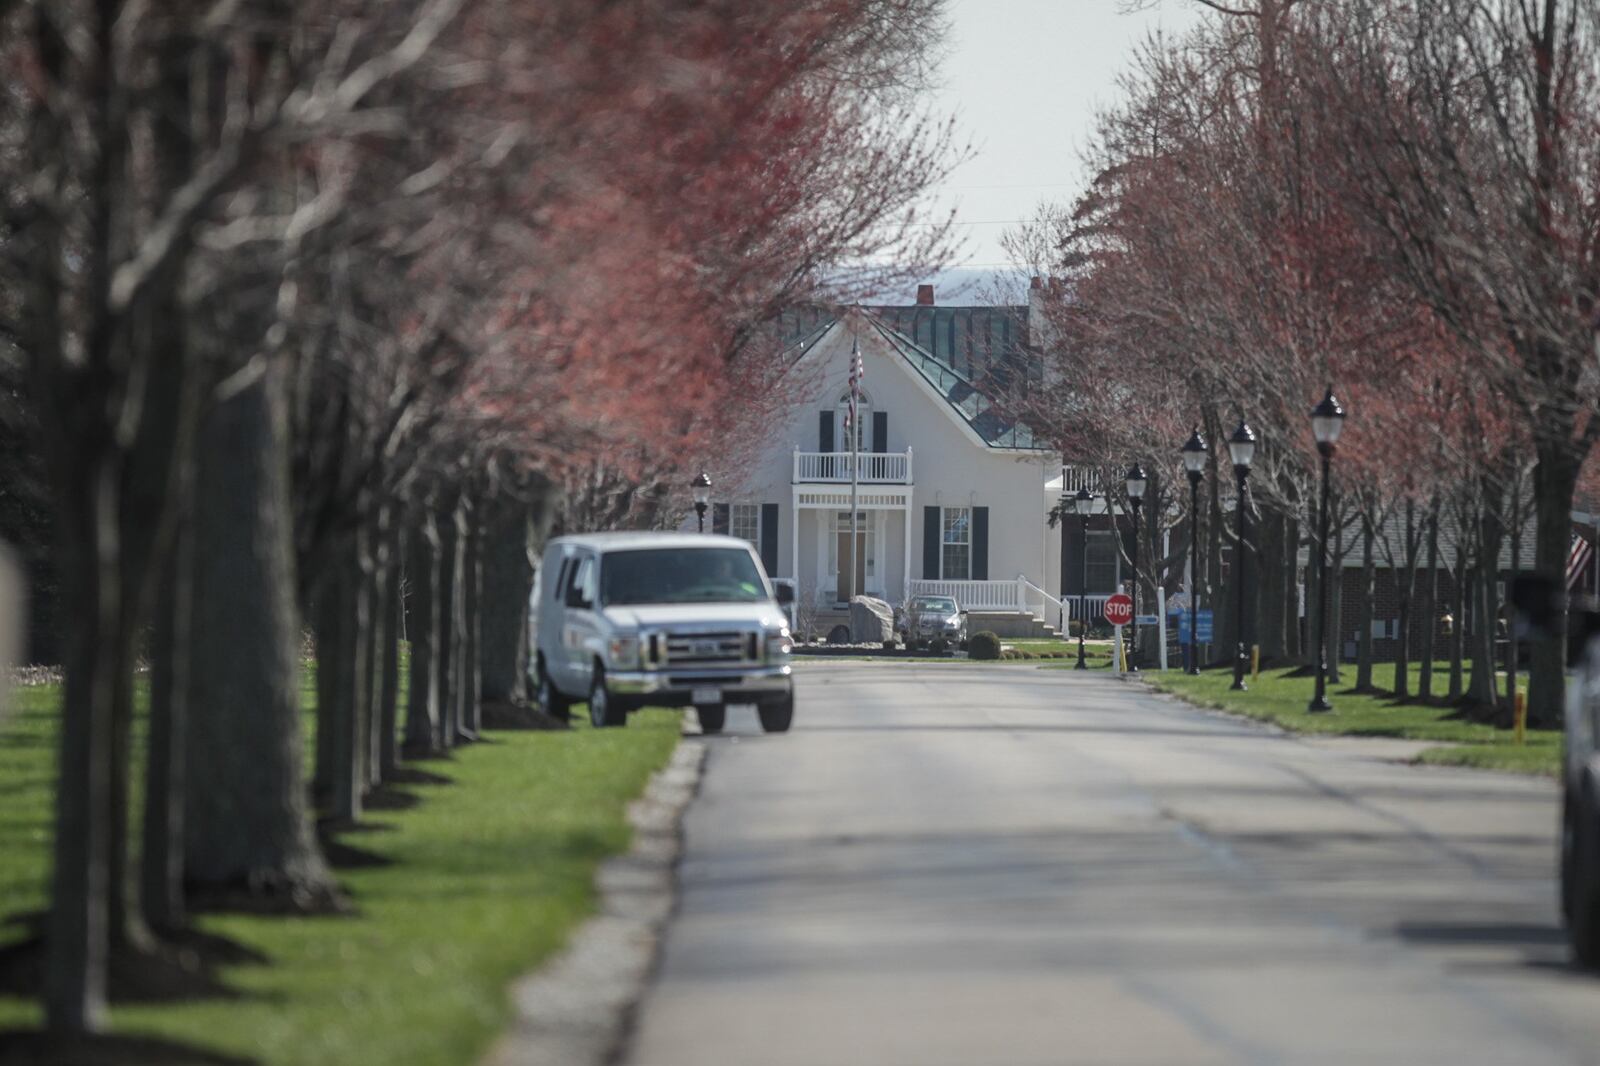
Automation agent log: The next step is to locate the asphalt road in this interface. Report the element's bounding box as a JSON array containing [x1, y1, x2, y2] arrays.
[[622, 662, 1600, 1066]]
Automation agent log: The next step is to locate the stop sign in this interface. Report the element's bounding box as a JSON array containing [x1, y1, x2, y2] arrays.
[[1103, 593, 1134, 627]]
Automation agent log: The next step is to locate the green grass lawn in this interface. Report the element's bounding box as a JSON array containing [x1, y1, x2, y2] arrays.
[[1147, 663, 1560, 777], [0, 683, 681, 1066]]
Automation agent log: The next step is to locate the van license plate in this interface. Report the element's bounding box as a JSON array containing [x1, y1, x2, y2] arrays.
[[691, 687, 720, 705]]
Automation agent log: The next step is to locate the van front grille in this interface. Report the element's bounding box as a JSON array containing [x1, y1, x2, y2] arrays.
[[664, 631, 750, 666]]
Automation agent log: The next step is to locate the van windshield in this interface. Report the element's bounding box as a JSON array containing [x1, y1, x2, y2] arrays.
[[600, 547, 769, 606]]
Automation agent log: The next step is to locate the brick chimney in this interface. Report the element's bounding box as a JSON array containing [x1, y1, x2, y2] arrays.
[[916, 283, 935, 306], [1030, 275, 1043, 291]]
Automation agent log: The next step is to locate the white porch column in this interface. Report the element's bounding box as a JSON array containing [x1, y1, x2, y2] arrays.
[[791, 488, 800, 585], [902, 496, 912, 605]]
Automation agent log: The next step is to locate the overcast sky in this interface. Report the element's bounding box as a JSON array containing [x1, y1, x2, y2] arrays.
[[896, 0, 1202, 301]]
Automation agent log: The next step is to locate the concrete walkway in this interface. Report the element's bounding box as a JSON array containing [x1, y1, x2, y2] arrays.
[[623, 663, 1598, 1066]]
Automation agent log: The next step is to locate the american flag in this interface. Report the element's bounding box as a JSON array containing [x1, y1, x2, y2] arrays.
[[843, 339, 865, 436], [1568, 533, 1593, 590]]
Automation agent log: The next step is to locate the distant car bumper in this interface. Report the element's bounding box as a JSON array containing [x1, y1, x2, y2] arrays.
[[608, 664, 793, 704]]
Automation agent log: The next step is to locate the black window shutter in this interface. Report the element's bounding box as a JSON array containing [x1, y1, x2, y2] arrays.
[[712, 503, 730, 535], [923, 507, 941, 580], [973, 507, 989, 580], [819, 411, 834, 453], [872, 411, 888, 454], [760, 503, 779, 574]]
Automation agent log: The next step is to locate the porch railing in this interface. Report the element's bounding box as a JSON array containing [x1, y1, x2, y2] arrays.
[[908, 578, 1023, 612], [793, 448, 912, 484]]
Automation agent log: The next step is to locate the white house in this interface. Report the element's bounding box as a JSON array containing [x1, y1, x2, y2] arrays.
[[704, 285, 1121, 637]]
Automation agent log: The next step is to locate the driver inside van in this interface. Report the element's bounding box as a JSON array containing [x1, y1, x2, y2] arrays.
[[709, 552, 762, 599]]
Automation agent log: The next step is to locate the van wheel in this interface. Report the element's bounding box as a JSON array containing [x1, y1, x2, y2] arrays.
[[695, 703, 726, 735], [758, 695, 793, 734], [537, 662, 571, 722], [588, 666, 626, 729], [1568, 771, 1600, 967]]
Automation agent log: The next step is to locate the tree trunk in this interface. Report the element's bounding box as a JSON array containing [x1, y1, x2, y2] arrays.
[[377, 522, 404, 779], [460, 496, 483, 737], [1355, 510, 1376, 692], [1283, 511, 1301, 663], [141, 516, 189, 934], [1448, 536, 1466, 703], [435, 496, 462, 748], [44, 464, 121, 1031], [1257, 506, 1286, 663], [184, 367, 332, 898], [1529, 449, 1575, 728], [1506, 479, 1522, 714], [1394, 500, 1416, 700], [1418, 503, 1439, 702], [404, 509, 443, 755], [314, 535, 368, 824], [480, 501, 536, 703], [366, 506, 395, 789], [1469, 489, 1503, 707]]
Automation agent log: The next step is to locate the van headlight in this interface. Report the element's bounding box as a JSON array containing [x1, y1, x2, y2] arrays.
[[608, 636, 640, 669], [765, 627, 793, 660]]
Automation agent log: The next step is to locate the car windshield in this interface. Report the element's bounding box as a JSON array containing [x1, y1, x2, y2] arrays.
[[913, 596, 958, 614], [600, 547, 769, 606]]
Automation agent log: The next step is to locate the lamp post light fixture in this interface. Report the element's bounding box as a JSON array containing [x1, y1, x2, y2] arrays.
[[1227, 420, 1257, 691], [1074, 486, 1093, 670], [691, 471, 712, 533], [1308, 388, 1347, 713], [1124, 464, 1147, 673], [1181, 430, 1208, 674]]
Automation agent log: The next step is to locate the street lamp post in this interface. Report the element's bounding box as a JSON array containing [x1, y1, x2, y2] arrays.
[[1308, 389, 1347, 713], [1125, 464, 1147, 673], [1074, 486, 1093, 670], [1181, 431, 1207, 674], [1228, 420, 1256, 691], [691, 471, 712, 533]]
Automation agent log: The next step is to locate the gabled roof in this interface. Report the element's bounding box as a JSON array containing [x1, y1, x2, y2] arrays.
[[863, 315, 1043, 450], [767, 301, 1047, 452]]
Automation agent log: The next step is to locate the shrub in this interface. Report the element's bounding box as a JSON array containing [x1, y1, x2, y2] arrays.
[[969, 631, 1002, 660]]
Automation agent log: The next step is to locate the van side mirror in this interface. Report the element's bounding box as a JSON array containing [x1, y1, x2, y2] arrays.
[[774, 583, 795, 605]]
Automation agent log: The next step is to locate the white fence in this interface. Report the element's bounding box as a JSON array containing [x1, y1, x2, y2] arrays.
[[793, 449, 912, 484], [908, 578, 1022, 612]]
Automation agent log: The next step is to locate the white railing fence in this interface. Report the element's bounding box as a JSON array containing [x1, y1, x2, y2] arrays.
[[1061, 466, 1100, 494], [908, 579, 1022, 612], [793, 449, 912, 484], [1064, 594, 1113, 623]]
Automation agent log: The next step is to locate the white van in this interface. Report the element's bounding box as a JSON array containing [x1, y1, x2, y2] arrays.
[[532, 532, 795, 734]]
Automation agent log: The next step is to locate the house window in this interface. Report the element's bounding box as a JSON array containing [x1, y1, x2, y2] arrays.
[[730, 504, 760, 549], [835, 389, 871, 453], [942, 507, 971, 580], [1086, 530, 1118, 594]]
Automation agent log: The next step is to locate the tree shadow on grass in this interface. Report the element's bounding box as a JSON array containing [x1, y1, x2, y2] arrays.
[[0, 917, 268, 1006], [481, 699, 569, 731], [0, 1031, 256, 1066], [383, 765, 452, 787]]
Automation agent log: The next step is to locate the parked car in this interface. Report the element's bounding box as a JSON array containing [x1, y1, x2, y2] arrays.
[[532, 532, 795, 735], [905, 593, 967, 653]]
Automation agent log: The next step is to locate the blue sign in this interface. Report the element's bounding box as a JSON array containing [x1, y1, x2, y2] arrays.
[[1135, 614, 1160, 626], [1172, 609, 1214, 643]]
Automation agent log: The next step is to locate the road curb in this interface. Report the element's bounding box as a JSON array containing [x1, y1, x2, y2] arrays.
[[482, 737, 706, 1066]]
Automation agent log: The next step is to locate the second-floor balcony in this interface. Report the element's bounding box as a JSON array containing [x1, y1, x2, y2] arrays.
[[793, 448, 913, 485]]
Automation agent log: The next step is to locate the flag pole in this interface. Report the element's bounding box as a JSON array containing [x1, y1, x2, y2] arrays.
[[849, 338, 860, 608]]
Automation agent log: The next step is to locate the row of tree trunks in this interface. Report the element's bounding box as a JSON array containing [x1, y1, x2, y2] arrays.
[[184, 367, 332, 899]]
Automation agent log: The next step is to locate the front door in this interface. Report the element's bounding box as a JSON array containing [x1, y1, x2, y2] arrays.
[[835, 528, 867, 602]]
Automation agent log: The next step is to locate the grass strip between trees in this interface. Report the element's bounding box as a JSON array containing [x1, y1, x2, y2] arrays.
[[1147, 663, 1560, 777], [0, 684, 681, 1066]]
